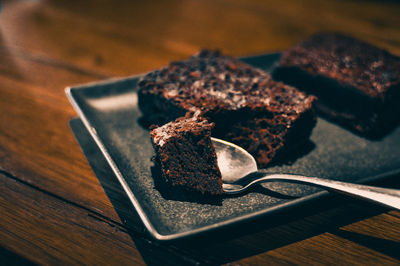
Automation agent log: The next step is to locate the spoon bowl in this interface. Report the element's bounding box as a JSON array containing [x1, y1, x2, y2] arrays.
[[211, 137, 400, 210], [212, 137, 257, 183]]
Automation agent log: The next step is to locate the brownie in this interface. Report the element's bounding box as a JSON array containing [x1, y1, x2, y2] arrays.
[[139, 50, 317, 167], [273, 33, 400, 138], [150, 115, 223, 195]]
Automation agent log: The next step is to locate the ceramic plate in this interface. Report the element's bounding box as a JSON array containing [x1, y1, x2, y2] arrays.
[[66, 53, 400, 240]]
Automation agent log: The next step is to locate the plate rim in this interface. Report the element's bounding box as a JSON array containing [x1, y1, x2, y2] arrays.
[[65, 53, 400, 241]]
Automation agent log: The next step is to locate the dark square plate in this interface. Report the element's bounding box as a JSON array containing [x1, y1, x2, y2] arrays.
[[66, 53, 400, 240]]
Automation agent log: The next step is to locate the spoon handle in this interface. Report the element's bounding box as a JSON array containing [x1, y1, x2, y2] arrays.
[[254, 173, 400, 210]]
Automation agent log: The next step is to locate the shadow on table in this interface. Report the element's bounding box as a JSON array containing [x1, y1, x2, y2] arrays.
[[329, 229, 400, 260], [69, 118, 400, 265], [0, 246, 37, 266]]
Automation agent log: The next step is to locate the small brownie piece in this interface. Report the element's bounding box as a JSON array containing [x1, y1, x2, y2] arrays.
[[139, 50, 317, 167], [273, 33, 400, 138], [150, 115, 223, 195]]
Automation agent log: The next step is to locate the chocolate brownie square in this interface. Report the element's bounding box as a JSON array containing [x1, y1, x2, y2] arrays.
[[273, 33, 400, 138], [140, 50, 317, 167]]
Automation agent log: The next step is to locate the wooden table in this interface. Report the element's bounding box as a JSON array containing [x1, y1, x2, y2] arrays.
[[1, 0, 400, 264]]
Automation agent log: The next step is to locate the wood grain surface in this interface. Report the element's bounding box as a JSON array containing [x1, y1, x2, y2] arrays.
[[1, 0, 400, 265]]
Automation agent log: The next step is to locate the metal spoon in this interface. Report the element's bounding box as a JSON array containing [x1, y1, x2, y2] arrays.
[[211, 137, 400, 210]]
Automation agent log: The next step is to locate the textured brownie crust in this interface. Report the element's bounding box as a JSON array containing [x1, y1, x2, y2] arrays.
[[273, 33, 400, 137], [278, 33, 400, 98], [139, 50, 317, 167], [150, 115, 223, 195]]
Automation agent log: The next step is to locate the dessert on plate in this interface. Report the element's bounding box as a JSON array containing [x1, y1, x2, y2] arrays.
[[150, 114, 223, 195], [273, 33, 400, 138], [139, 50, 317, 168]]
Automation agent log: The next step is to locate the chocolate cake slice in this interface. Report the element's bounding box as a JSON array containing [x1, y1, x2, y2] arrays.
[[139, 50, 317, 167], [150, 115, 223, 195], [273, 33, 400, 138]]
